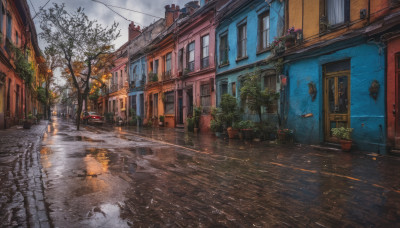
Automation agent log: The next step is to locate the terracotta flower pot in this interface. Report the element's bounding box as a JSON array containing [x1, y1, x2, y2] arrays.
[[340, 139, 352, 152], [23, 121, 32, 129], [227, 127, 239, 139]]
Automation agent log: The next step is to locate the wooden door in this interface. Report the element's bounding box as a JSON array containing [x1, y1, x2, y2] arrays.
[[324, 61, 351, 142]]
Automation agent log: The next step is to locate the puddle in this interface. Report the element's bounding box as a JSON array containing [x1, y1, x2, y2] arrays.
[[126, 163, 137, 174], [134, 147, 154, 156], [62, 136, 105, 143], [83, 203, 130, 227]]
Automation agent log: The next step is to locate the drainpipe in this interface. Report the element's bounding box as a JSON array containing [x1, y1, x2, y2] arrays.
[[367, 0, 371, 24]]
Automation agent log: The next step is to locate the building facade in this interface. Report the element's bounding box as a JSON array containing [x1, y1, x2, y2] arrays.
[[128, 19, 166, 122], [0, 0, 43, 129], [215, 0, 285, 122], [174, 1, 223, 132], [283, 0, 400, 153]]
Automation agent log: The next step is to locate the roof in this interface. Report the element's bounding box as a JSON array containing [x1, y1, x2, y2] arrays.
[[15, 0, 42, 58]]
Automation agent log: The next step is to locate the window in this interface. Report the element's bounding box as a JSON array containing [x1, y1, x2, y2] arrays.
[[120, 99, 124, 110], [220, 82, 228, 95], [200, 84, 211, 114], [114, 72, 118, 90], [178, 48, 184, 72], [0, 3, 4, 34], [113, 100, 116, 112], [237, 22, 247, 58], [165, 52, 172, 77], [164, 92, 174, 115], [321, 0, 350, 27], [131, 95, 137, 113], [108, 100, 111, 112], [264, 74, 277, 113], [264, 74, 276, 92], [154, 59, 159, 75], [231, 82, 236, 97], [201, 35, 209, 69], [16, 31, 18, 45], [219, 34, 228, 65], [120, 70, 123, 88], [187, 42, 195, 72], [6, 13, 11, 40], [258, 12, 270, 51]]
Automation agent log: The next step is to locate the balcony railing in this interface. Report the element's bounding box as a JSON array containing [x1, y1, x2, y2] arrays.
[[162, 71, 172, 81]]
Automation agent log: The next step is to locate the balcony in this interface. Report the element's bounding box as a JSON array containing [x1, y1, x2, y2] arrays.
[[162, 71, 172, 81], [147, 72, 158, 84]]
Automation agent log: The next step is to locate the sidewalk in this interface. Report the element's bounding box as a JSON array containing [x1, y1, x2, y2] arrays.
[[0, 120, 50, 227]]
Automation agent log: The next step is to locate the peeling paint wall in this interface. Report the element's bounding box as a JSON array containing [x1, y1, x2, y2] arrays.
[[286, 42, 387, 153]]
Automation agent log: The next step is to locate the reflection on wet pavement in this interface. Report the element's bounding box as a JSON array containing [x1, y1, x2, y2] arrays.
[[40, 118, 400, 227]]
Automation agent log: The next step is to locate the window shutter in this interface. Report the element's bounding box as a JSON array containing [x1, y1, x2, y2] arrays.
[[344, 0, 350, 22]]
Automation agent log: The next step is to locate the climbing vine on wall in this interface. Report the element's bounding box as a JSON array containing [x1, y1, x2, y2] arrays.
[[8, 43, 34, 86]]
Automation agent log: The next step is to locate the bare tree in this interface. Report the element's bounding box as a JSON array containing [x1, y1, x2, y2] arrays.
[[39, 3, 120, 130]]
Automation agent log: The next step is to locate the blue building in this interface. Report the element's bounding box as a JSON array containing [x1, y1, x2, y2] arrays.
[[215, 0, 285, 122], [127, 19, 166, 121], [283, 0, 389, 153]]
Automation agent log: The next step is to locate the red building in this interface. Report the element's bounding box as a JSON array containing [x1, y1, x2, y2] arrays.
[[387, 36, 400, 151]]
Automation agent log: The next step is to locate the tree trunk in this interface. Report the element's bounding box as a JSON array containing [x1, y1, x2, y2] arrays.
[[76, 95, 83, 130]]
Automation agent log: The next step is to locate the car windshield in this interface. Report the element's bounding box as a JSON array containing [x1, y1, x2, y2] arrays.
[[88, 112, 99, 116]]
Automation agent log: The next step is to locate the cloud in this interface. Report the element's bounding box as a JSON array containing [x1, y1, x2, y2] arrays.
[[31, 0, 189, 50]]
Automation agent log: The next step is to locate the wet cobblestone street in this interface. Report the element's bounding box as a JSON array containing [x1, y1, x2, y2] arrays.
[[14, 118, 400, 227], [0, 121, 50, 227]]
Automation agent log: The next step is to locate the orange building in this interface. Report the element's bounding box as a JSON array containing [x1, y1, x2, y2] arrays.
[[0, 0, 43, 129], [144, 5, 180, 128]]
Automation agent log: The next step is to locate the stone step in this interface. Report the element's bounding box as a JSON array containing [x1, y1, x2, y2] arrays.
[[322, 142, 342, 149], [176, 124, 184, 129], [310, 145, 341, 152], [390, 149, 400, 156]]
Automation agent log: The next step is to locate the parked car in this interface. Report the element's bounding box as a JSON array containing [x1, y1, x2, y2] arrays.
[[82, 112, 103, 124]]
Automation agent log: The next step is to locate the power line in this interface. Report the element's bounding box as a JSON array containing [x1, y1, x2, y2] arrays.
[[32, 0, 51, 20], [28, 0, 37, 15], [91, 0, 162, 19]]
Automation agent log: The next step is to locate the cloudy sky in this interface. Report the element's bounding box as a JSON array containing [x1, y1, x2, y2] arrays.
[[30, 0, 188, 50]]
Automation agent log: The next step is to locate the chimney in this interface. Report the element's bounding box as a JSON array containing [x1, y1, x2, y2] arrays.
[[165, 4, 180, 27], [129, 22, 141, 41], [184, 1, 200, 15]]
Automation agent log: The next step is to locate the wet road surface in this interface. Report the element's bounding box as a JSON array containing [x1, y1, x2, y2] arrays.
[[41, 118, 400, 227]]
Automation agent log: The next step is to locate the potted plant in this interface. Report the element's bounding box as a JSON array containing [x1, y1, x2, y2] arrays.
[[220, 94, 241, 139], [210, 119, 223, 137], [277, 128, 294, 144], [23, 114, 34, 129], [227, 122, 240, 139], [331, 127, 354, 152], [186, 117, 195, 133], [159, 115, 165, 127], [238, 120, 255, 140], [193, 106, 202, 134]]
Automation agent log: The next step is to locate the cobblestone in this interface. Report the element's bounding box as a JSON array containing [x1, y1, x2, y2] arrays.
[[0, 121, 50, 227]]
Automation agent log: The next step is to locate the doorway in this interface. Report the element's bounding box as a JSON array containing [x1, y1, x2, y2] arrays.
[[324, 60, 351, 142], [153, 93, 158, 118], [187, 88, 193, 117], [178, 90, 183, 124]]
